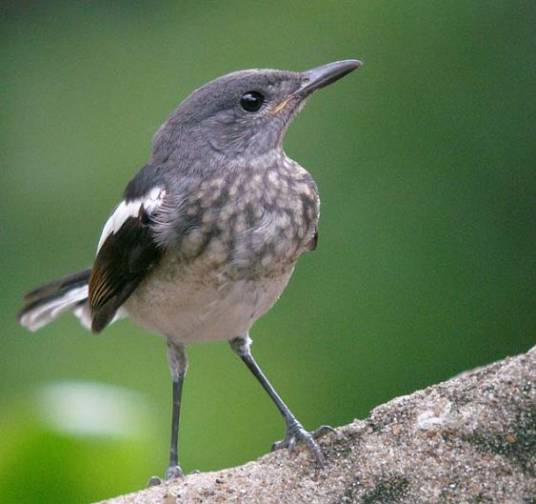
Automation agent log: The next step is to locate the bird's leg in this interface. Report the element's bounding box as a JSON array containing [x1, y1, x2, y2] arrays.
[[166, 340, 188, 479], [148, 340, 188, 486], [229, 335, 332, 467]]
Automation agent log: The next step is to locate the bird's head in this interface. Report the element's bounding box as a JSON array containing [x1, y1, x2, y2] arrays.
[[152, 60, 362, 163]]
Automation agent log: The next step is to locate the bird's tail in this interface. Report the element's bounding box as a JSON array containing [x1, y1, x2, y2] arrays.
[[17, 269, 92, 332]]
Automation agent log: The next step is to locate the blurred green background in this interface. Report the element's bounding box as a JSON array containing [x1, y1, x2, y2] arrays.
[[1, 1, 535, 502]]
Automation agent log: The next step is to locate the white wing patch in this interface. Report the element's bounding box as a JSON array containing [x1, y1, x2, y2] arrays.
[[97, 187, 166, 253]]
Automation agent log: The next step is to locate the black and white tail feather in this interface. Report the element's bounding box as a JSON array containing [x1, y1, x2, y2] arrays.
[[17, 269, 93, 331], [18, 185, 167, 333]]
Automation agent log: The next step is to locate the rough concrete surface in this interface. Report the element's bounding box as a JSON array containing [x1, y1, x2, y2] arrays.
[[101, 347, 536, 503]]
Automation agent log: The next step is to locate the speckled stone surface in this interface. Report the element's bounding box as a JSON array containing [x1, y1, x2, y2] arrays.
[[100, 347, 536, 503]]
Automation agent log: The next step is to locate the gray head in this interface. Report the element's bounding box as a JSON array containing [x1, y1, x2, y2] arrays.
[[152, 59, 362, 164]]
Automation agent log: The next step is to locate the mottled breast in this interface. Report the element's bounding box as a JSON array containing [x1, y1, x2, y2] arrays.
[[167, 153, 319, 281]]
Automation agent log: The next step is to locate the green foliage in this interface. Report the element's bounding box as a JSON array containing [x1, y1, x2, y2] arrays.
[[1, 1, 535, 501]]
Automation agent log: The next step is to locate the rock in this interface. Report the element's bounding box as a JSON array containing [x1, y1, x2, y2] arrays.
[[100, 346, 536, 503]]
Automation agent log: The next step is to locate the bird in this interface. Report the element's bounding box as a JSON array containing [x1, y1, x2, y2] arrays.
[[17, 59, 362, 481]]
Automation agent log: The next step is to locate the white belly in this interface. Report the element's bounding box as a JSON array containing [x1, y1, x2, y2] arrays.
[[124, 256, 294, 344]]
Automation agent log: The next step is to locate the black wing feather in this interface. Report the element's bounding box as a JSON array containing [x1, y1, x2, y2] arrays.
[[89, 206, 163, 333]]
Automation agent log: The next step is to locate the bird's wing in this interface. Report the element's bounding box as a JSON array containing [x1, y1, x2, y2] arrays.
[[88, 187, 167, 332], [307, 228, 318, 251]]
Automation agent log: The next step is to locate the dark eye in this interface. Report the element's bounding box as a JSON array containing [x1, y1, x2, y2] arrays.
[[240, 91, 264, 112]]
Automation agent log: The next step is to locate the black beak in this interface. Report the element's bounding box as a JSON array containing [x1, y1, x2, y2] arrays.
[[299, 59, 362, 95]]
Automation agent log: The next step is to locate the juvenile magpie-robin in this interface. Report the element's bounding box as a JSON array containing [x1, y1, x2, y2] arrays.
[[18, 59, 361, 480]]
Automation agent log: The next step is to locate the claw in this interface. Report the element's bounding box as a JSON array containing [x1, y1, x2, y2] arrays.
[[147, 476, 163, 487], [288, 435, 297, 453], [272, 422, 333, 467], [147, 464, 184, 487], [165, 464, 184, 480], [313, 425, 336, 438]]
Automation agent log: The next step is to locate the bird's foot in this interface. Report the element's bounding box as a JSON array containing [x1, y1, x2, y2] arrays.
[[272, 422, 334, 467], [147, 464, 184, 487], [165, 464, 184, 480]]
